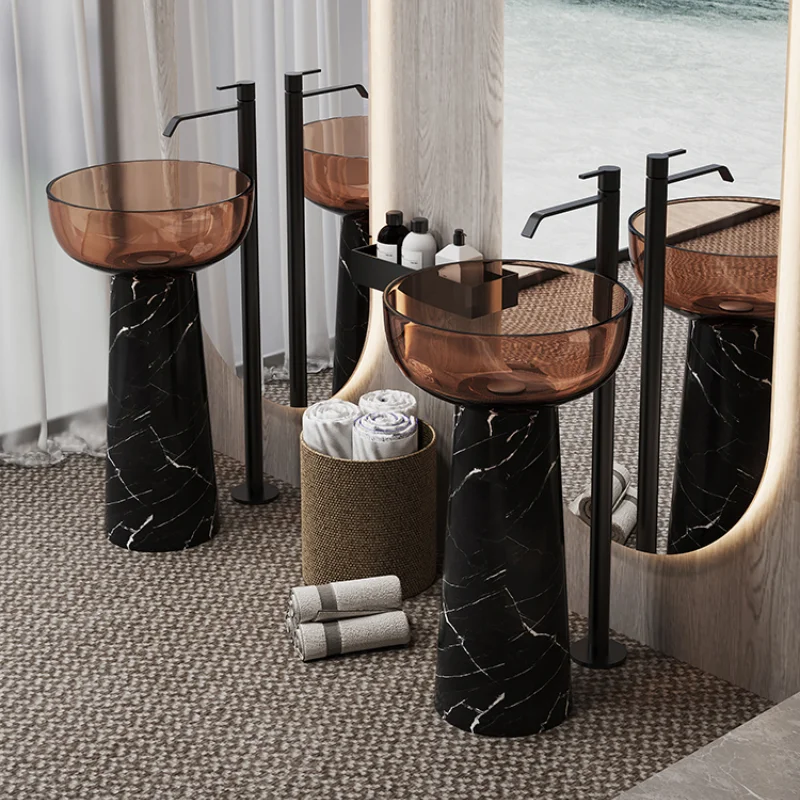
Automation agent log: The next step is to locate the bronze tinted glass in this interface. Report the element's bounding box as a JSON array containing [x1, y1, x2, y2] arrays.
[[628, 196, 779, 318], [303, 116, 369, 213], [47, 160, 253, 274], [383, 261, 632, 406]]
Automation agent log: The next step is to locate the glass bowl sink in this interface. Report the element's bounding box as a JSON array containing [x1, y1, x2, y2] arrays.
[[303, 116, 368, 213], [628, 196, 779, 318], [384, 261, 632, 406], [47, 160, 253, 274]]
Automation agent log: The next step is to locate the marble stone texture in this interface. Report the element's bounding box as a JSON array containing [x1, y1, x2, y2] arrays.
[[106, 272, 218, 551], [332, 210, 370, 394], [617, 691, 800, 799], [668, 317, 773, 554], [435, 405, 571, 737]]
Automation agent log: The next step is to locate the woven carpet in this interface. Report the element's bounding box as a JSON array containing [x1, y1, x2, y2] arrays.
[[0, 454, 770, 799]]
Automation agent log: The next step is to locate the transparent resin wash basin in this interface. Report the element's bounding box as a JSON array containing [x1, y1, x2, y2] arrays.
[[383, 260, 632, 737], [303, 115, 368, 213], [46, 159, 254, 553], [47, 160, 253, 274], [628, 196, 779, 318], [384, 261, 632, 407]]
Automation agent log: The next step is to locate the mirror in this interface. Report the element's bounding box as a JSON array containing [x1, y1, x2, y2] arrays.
[[503, 0, 787, 553], [262, 114, 369, 408]]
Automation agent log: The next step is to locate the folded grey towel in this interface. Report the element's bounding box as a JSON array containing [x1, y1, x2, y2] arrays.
[[285, 575, 403, 635], [612, 487, 638, 546], [568, 463, 631, 523], [293, 611, 411, 662]]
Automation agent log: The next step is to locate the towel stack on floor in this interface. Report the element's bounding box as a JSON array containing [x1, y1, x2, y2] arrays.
[[568, 464, 638, 546], [286, 575, 411, 662], [302, 390, 419, 461]]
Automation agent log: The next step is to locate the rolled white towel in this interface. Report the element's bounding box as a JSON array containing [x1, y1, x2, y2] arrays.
[[568, 463, 631, 524], [352, 411, 418, 462], [302, 399, 361, 459], [359, 389, 418, 419], [612, 487, 638, 546], [285, 575, 403, 635], [293, 611, 411, 662]]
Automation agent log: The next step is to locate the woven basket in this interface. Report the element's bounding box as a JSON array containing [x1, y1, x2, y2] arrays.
[[300, 421, 437, 598]]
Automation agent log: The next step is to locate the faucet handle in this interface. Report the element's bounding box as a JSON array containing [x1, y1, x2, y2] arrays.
[[663, 148, 687, 159], [579, 165, 621, 192], [217, 81, 255, 102]]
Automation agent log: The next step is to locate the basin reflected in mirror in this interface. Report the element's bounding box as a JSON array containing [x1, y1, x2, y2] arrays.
[[384, 261, 632, 407], [263, 114, 370, 406], [47, 160, 253, 274], [303, 115, 369, 214], [628, 196, 780, 318]]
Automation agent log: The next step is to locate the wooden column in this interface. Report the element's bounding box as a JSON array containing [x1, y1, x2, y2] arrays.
[[342, 0, 504, 462]]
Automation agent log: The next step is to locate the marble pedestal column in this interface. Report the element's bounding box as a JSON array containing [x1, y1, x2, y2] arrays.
[[106, 272, 218, 551], [435, 405, 571, 737], [668, 317, 774, 554], [332, 210, 370, 394]]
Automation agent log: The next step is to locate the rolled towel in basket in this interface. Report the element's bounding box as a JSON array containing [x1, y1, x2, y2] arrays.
[[285, 575, 403, 634], [359, 389, 418, 419], [612, 487, 638, 546], [293, 610, 411, 662], [302, 399, 361, 459], [568, 463, 631, 523], [352, 411, 418, 461]]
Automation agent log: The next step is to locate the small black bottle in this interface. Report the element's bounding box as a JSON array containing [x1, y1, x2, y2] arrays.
[[376, 210, 409, 264]]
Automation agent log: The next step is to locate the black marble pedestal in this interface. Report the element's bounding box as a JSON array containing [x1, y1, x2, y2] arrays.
[[435, 405, 571, 737], [668, 317, 773, 554], [106, 272, 218, 551], [332, 211, 370, 394]]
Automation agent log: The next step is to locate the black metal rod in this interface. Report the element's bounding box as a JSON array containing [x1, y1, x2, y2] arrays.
[[520, 166, 627, 669], [164, 81, 278, 506], [285, 73, 309, 408], [586, 166, 621, 664], [234, 88, 268, 499], [636, 154, 670, 553]]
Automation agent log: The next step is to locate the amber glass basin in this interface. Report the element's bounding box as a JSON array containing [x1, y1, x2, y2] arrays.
[[303, 116, 368, 213], [47, 160, 253, 274], [628, 196, 779, 318], [384, 261, 632, 406]]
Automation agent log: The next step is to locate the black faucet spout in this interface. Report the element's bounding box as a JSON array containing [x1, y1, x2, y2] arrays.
[[163, 105, 238, 138], [302, 82, 369, 100], [521, 194, 599, 239], [668, 163, 734, 185]]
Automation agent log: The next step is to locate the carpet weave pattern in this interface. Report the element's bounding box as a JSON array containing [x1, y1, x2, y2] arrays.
[[0, 454, 769, 799]]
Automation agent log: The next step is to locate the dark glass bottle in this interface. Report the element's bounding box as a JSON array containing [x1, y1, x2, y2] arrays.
[[376, 210, 410, 264]]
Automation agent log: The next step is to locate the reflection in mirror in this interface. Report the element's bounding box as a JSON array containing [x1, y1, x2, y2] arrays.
[[262, 115, 369, 407], [504, 0, 788, 552]]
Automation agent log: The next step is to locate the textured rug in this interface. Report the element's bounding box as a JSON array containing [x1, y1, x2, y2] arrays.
[[0, 454, 770, 799]]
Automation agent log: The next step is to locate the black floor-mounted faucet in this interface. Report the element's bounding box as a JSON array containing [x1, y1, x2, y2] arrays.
[[522, 166, 627, 670], [284, 69, 368, 407], [636, 150, 734, 553], [165, 81, 279, 507]]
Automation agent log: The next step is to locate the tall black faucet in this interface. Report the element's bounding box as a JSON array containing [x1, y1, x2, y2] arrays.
[[522, 166, 627, 670], [165, 81, 279, 507], [284, 69, 369, 408], [636, 150, 734, 553]]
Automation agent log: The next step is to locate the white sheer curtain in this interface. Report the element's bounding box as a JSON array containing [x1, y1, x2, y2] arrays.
[[146, 0, 369, 373], [0, 0, 367, 465], [0, 0, 108, 465]]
